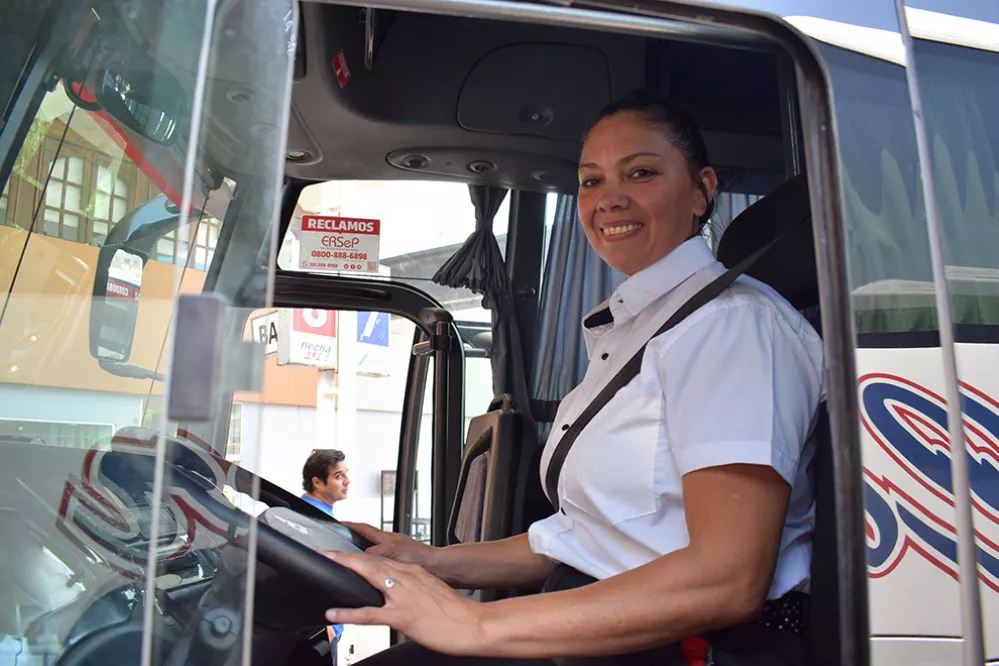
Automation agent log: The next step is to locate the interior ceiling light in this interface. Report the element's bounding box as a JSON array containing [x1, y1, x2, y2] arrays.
[[468, 160, 496, 175], [401, 154, 428, 169]]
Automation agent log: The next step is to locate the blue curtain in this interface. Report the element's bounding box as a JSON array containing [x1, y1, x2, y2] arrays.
[[530, 195, 623, 439]]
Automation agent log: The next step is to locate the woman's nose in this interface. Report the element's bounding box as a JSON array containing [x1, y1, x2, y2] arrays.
[[596, 185, 628, 212]]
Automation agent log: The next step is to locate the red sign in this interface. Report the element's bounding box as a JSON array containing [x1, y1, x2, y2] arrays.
[[333, 49, 351, 88], [293, 308, 336, 338], [301, 216, 379, 234], [298, 215, 381, 274], [106, 278, 140, 300]]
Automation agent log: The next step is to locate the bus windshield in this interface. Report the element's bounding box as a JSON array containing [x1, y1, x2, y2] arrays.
[[0, 0, 294, 663]]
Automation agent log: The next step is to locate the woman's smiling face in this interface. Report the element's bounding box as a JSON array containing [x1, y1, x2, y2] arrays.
[[577, 110, 716, 276]]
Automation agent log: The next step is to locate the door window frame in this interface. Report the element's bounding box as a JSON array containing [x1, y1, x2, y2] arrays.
[[270, 1, 869, 661], [269, 272, 467, 547]]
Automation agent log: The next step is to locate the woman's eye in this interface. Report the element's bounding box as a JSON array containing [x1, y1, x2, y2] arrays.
[[579, 176, 600, 188], [630, 168, 656, 179]]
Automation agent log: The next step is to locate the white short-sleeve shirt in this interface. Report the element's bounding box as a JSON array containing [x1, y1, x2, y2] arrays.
[[527, 237, 826, 599]]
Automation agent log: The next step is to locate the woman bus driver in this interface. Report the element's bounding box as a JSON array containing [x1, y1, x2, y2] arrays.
[[324, 92, 826, 665]]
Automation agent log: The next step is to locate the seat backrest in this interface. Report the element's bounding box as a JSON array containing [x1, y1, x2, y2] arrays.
[[718, 175, 841, 663], [717, 174, 817, 311], [447, 395, 528, 543], [447, 394, 541, 601]]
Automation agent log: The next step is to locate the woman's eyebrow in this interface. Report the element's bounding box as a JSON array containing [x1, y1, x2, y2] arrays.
[[578, 151, 663, 170], [619, 151, 662, 165]]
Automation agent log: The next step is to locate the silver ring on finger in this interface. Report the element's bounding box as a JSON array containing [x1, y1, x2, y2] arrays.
[[384, 576, 396, 591]]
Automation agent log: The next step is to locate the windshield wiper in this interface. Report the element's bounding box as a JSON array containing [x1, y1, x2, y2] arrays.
[[99, 359, 164, 381]]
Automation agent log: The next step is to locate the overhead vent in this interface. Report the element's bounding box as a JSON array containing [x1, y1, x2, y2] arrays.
[[457, 43, 611, 142], [285, 105, 323, 165], [387, 147, 577, 192]]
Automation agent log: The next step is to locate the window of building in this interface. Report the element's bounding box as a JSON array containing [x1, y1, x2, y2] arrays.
[[226, 403, 242, 462], [0, 184, 10, 226], [42, 155, 86, 241], [91, 164, 130, 244], [157, 229, 180, 264], [153, 216, 220, 269], [3, 84, 225, 269], [193, 217, 220, 271]]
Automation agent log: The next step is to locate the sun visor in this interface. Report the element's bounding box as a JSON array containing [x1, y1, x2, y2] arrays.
[[457, 43, 611, 142]]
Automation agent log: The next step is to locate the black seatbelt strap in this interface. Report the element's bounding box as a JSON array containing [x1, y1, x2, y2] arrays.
[[544, 234, 789, 510]]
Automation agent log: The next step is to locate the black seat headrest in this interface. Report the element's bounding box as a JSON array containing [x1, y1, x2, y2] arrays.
[[716, 175, 817, 311]]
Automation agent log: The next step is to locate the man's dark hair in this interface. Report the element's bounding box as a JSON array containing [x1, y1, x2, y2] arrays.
[[302, 449, 346, 492]]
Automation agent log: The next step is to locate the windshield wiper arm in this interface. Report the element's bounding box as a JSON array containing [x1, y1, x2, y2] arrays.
[[99, 359, 164, 381]]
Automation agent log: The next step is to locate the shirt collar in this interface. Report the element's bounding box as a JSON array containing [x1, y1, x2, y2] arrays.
[[584, 237, 716, 329], [301, 493, 335, 515]]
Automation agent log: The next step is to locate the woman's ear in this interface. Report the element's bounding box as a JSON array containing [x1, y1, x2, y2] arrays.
[[693, 166, 719, 217]]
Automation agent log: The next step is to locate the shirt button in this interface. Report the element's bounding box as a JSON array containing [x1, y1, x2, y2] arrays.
[[561, 424, 570, 432], [600, 353, 609, 360]]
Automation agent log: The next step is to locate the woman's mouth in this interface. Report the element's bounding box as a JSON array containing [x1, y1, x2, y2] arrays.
[[600, 222, 644, 240]]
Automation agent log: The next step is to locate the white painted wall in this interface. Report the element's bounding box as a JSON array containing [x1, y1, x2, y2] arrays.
[[238, 402, 317, 492], [0, 384, 144, 441]]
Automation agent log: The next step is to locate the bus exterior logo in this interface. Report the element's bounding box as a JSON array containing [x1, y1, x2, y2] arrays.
[[860, 373, 999, 592], [57, 430, 239, 578]]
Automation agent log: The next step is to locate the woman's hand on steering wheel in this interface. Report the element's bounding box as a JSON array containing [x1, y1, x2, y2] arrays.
[[323, 550, 486, 657], [341, 521, 440, 570]]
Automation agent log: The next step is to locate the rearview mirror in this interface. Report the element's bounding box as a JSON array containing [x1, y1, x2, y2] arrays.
[[90, 246, 146, 362], [95, 48, 185, 146], [63, 38, 187, 147]]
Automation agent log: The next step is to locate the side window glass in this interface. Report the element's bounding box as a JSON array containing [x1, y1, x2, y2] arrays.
[[820, 45, 937, 337], [402, 338, 493, 549], [240, 306, 418, 659], [909, 33, 999, 639], [281, 179, 508, 531], [912, 38, 999, 330], [239, 307, 414, 506], [412, 356, 435, 543], [819, 43, 956, 642], [281, 180, 510, 323], [464, 351, 494, 426], [823, 36, 999, 650]]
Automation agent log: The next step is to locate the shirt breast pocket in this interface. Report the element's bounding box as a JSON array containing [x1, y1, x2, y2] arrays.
[[560, 377, 663, 525]]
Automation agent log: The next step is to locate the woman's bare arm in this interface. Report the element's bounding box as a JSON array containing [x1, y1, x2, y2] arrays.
[[471, 464, 790, 658], [344, 523, 556, 590], [432, 533, 557, 589]]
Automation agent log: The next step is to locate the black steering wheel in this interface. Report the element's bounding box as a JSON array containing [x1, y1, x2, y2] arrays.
[[255, 506, 386, 609], [161, 507, 387, 666]]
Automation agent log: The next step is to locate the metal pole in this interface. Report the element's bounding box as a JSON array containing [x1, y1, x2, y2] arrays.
[[895, 4, 985, 664]]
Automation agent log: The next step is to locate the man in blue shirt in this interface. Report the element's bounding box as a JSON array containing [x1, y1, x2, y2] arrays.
[[301, 449, 351, 663]]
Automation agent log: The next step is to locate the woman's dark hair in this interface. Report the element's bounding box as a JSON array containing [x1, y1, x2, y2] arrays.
[[584, 90, 715, 228], [302, 448, 346, 492]]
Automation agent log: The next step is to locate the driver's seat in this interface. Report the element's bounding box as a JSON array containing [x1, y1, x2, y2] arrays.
[[447, 175, 844, 662], [717, 174, 842, 666]]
